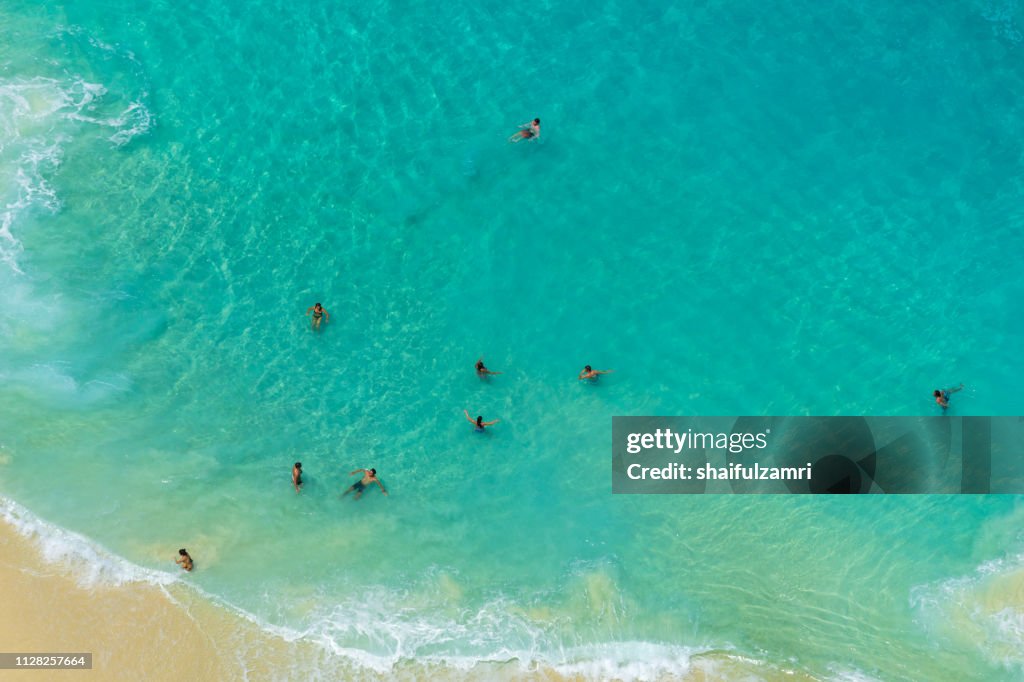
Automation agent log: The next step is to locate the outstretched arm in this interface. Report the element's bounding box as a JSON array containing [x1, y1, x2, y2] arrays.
[[349, 469, 367, 476], [483, 418, 501, 426], [374, 479, 388, 495], [464, 409, 477, 424], [306, 306, 315, 316]]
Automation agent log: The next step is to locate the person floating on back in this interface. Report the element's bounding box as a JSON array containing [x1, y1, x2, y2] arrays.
[[475, 357, 502, 378], [464, 409, 499, 432], [344, 468, 387, 500], [306, 302, 329, 330], [175, 548, 193, 572], [578, 365, 613, 381], [292, 462, 303, 494], [509, 118, 540, 143], [934, 383, 964, 410]]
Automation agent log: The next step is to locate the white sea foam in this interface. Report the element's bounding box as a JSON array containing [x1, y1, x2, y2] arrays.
[[0, 79, 67, 275], [0, 497, 720, 675], [0, 495, 769, 680], [825, 666, 883, 682], [547, 641, 698, 679], [64, 94, 153, 147], [0, 495, 176, 588], [0, 54, 153, 274], [911, 551, 1024, 673], [0, 210, 26, 273], [264, 588, 731, 679], [107, 100, 154, 146], [0, 69, 153, 393]]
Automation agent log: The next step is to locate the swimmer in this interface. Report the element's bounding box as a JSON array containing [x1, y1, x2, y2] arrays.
[[344, 468, 387, 500], [509, 118, 540, 143], [464, 409, 500, 431], [578, 365, 613, 381], [175, 548, 193, 572], [292, 462, 303, 494], [475, 357, 502, 377], [306, 302, 329, 330], [934, 383, 964, 410]]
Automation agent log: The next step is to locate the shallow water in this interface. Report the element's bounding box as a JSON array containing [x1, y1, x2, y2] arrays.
[[1, 1, 1024, 679]]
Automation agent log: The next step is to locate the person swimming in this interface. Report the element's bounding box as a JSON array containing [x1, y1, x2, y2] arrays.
[[175, 548, 193, 572], [578, 365, 613, 381], [934, 383, 964, 410], [464, 409, 500, 431], [292, 462, 303, 494], [475, 357, 502, 377], [343, 468, 387, 500], [509, 118, 540, 143], [306, 302, 329, 330]]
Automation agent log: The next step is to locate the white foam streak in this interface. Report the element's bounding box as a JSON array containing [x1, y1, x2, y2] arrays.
[[0, 496, 176, 589], [0, 71, 153, 274], [549, 642, 696, 679], [0, 495, 809, 679], [912, 551, 1024, 673], [826, 666, 883, 682], [0, 210, 25, 274], [64, 96, 153, 146], [0, 496, 709, 679], [108, 100, 154, 146]]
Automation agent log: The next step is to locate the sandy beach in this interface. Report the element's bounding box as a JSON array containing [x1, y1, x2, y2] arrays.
[[0, 516, 819, 681], [0, 518, 243, 680]]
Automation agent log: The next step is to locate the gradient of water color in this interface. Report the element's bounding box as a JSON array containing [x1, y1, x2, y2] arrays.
[[2, 1, 1024, 679]]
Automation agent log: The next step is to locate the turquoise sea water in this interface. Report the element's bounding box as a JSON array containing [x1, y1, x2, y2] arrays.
[[2, 1, 1024, 679]]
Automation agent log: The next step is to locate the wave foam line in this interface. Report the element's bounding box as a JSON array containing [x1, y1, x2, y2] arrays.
[[0, 73, 154, 274], [0, 495, 818, 681], [0, 495, 177, 588], [911, 549, 1024, 673]]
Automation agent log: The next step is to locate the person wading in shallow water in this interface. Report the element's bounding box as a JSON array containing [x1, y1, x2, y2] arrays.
[[509, 118, 540, 143], [343, 468, 387, 500], [475, 357, 502, 378], [464, 410, 500, 432], [175, 548, 193, 572], [578, 365, 613, 381], [292, 462, 303, 494], [306, 302, 329, 330], [933, 383, 964, 410]]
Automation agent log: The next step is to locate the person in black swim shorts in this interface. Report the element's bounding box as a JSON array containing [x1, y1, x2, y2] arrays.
[[344, 468, 387, 500], [306, 302, 330, 330], [509, 118, 540, 143]]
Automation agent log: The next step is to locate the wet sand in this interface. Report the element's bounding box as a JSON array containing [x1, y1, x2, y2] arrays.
[[0, 520, 240, 680], [0, 518, 817, 681]]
